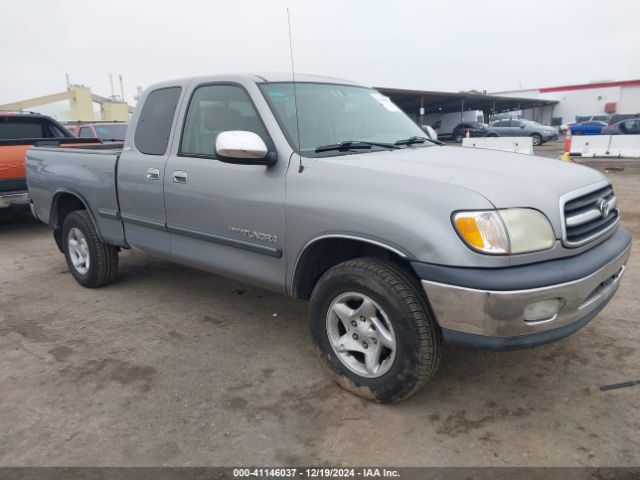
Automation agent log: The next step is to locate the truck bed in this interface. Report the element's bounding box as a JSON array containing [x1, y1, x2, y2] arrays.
[[26, 146, 126, 246]]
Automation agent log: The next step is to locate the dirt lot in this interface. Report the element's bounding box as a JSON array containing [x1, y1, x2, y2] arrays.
[[1, 156, 639, 467]]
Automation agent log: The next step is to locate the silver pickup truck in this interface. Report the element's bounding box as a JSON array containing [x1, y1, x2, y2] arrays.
[[27, 73, 631, 403]]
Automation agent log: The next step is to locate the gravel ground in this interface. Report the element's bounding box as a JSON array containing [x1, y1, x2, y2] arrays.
[[0, 156, 638, 467]]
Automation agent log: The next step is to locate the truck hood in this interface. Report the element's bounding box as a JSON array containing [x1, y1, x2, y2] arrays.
[[320, 145, 606, 234]]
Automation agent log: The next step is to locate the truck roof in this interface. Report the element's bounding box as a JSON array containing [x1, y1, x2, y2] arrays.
[[144, 73, 368, 92]]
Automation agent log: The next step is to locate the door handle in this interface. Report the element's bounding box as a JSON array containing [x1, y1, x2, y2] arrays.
[[146, 168, 160, 180], [172, 170, 188, 183]]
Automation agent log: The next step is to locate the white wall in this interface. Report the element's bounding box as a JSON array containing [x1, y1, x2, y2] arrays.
[[619, 86, 640, 113], [495, 84, 640, 124], [539, 87, 620, 123]]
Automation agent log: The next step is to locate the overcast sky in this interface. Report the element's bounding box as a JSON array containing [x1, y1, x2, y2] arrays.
[[1, 0, 639, 113]]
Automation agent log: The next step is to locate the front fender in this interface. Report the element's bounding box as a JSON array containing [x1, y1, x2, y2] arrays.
[[284, 158, 504, 293]]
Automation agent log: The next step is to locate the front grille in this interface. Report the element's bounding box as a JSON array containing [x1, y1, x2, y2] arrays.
[[0, 178, 27, 193], [562, 183, 619, 247]]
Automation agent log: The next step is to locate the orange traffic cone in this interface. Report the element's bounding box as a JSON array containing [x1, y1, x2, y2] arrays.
[[559, 126, 576, 162], [564, 125, 572, 154]]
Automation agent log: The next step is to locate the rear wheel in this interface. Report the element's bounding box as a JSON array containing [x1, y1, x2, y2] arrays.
[[531, 133, 543, 146], [62, 210, 118, 288], [309, 258, 442, 403]]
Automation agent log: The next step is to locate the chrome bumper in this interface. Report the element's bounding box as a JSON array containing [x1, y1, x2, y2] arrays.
[[0, 192, 29, 209], [422, 244, 630, 340]]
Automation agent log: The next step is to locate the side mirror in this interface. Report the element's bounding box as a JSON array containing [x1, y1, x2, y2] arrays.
[[215, 130, 276, 166]]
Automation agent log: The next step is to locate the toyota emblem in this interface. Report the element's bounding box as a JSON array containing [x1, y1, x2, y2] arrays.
[[599, 199, 611, 218]]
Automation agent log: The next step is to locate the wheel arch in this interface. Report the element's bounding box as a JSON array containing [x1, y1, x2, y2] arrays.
[[290, 235, 412, 300], [50, 189, 103, 251]]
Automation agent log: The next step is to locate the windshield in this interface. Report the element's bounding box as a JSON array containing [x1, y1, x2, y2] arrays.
[[94, 124, 127, 141], [260, 83, 429, 156]]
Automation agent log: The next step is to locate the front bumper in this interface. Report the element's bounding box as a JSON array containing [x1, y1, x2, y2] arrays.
[[543, 132, 559, 141], [414, 227, 631, 350], [0, 191, 29, 209]]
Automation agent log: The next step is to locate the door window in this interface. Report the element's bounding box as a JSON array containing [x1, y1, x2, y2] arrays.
[[79, 127, 93, 137], [134, 86, 182, 155], [180, 84, 268, 157]]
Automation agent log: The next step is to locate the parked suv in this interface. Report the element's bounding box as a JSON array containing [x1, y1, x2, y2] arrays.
[[608, 113, 640, 125], [451, 121, 487, 143], [487, 119, 559, 145], [602, 118, 640, 135]]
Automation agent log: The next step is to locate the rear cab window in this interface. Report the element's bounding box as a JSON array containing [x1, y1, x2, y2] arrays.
[[134, 87, 182, 155]]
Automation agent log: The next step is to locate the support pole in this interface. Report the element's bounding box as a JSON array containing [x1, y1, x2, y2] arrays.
[[119, 75, 125, 102]]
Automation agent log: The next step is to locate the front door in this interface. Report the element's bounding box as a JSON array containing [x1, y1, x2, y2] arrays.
[[163, 82, 287, 292]]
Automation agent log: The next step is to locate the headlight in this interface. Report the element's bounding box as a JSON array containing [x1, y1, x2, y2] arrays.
[[453, 209, 555, 255]]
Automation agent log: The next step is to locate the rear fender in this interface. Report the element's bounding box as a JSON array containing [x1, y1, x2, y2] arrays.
[[50, 189, 105, 244]]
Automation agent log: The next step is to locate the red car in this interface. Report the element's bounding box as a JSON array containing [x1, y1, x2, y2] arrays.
[[65, 122, 128, 142]]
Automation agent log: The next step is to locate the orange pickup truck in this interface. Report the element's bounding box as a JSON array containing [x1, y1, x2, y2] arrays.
[[0, 113, 100, 212]]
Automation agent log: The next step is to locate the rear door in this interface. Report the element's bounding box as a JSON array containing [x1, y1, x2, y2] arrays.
[[509, 120, 527, 136], [586, 122, 602, 135], [117, 86, 182, 255], [163, 81, 287, 292], [491, 120, 509, 135]]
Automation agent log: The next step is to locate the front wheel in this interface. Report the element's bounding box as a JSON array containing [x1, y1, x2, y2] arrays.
[[531, 133, 543, 146], [62, 210, 119, 288], [309, 258, 442, 403]]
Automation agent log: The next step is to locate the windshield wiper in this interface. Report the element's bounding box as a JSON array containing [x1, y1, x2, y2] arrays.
[[394, 136, 444, 146], [315, 140, 400, 153]]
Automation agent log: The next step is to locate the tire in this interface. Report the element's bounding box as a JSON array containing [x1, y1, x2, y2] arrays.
[[531, 133, 543, 146], [309, 258, 442, 403], [573, 130, 582, 136], [62, 210, 118, 288], [455, 134, 463, 143]]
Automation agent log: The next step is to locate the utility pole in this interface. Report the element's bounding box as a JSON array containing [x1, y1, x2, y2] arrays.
[[109, 73, 115, 100], [119, 74, 125, 102]]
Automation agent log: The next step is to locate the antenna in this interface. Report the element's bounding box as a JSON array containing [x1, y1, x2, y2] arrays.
[[287, 8, 304, 173]]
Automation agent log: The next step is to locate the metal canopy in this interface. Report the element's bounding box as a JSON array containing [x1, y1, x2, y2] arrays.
[[376, 86, 557, 116]]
